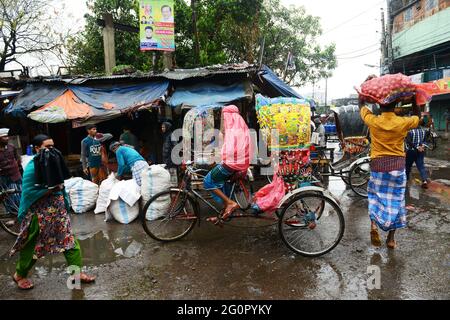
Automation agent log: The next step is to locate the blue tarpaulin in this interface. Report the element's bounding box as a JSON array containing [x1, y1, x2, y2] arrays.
[[4, 83, 66, 117], [168, 82, 252, 108], [4, 81, 169, 124], [69, 82, 169, 111], [256, 65, 316, 108]]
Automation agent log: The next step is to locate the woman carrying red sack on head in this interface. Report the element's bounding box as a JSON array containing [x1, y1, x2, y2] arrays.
[[203, 105, 252, 221]]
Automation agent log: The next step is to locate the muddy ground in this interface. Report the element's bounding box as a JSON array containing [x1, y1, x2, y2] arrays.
[[0, 136, 449, 300]]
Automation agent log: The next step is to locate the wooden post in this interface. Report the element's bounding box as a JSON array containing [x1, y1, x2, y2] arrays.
[[162, 52, 174, 71], [103, 13, 116, 75]]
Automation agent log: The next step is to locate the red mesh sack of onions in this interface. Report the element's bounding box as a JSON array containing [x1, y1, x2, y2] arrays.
[[355, 73, 431, 106]]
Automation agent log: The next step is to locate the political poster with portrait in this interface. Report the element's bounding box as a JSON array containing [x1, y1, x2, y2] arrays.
[[139, 0, 175, 51]]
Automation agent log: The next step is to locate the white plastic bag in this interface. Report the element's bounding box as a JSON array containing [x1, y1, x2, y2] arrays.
[[94, 173, 117, 214], [140, 165, 171, 221], [68, 179, 99, 214]]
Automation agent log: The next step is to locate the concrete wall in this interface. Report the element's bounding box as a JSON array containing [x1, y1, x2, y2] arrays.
[[392, 5, 450, 58]]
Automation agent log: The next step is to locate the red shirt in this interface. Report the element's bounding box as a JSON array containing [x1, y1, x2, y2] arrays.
[[0, 144, 22, 181]]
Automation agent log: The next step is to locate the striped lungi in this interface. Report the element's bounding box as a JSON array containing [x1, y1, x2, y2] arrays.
[[368, 170, 407, 232], [0, 176, 22, 215], [131, 160, 150, 186]]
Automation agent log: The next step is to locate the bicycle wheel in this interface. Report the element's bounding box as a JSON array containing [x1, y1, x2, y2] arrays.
[[0, 190, 21, 236], [232, 179, 252, 210], [141, 189, 198, 242], [340, 172, 350, 185], [278, 192, 345, 257], [349, 159, 371, 198]]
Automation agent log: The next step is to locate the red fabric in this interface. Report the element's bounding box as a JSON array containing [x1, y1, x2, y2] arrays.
[[254, 173, 285, 213]]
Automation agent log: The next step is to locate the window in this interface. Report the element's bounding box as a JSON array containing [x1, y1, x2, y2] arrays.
[[404, 7, 413, 21], [425, 0, 437, 11]]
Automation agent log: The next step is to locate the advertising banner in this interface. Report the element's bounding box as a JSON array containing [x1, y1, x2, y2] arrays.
[[139, 0, 175, 51]]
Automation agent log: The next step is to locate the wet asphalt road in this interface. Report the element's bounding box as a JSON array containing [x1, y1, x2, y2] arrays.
[[0, 138, 449, 300]]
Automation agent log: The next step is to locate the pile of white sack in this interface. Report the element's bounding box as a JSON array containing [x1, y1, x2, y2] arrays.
[[92, 165, 171, 224]]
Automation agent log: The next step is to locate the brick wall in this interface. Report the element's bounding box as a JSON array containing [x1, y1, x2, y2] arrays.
[[392, 0, 449, 34]]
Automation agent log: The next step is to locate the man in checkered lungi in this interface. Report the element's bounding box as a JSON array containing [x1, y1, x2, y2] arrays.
[[109, 142, 149, 186], [360, 97, 422, 249]]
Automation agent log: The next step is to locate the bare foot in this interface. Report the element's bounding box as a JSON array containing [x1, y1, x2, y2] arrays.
[[222, 202, 239, 220], [370, 229, 382, 247], [13, 273, 34, 290], [386, 239, 397, 249], [79, 273, 96, 284]]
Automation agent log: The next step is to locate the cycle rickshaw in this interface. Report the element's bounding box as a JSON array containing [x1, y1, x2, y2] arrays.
[[310, 105, 371, 197], [141, 97, 345, 257]]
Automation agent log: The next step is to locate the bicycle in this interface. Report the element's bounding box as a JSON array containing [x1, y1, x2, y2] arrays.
[[0, 188, 21, 236], [141, 161, 345, 257], [424, 128, 438, 151], [348, 157, 371, 198]]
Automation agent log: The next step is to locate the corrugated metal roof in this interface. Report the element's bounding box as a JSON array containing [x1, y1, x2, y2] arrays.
[[22, 64, 258, 84]]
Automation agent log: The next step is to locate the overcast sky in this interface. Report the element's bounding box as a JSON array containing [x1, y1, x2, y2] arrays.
[[11, 0, 387, 101]]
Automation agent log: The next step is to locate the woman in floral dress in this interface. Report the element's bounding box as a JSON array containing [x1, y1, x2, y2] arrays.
[[10, 134, 96, 290]]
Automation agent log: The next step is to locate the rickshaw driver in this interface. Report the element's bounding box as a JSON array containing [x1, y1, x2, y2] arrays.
[[203, 105, 252, 221]]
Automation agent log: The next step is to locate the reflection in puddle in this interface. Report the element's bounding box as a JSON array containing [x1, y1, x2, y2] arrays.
[[0, 230, 143, 277]]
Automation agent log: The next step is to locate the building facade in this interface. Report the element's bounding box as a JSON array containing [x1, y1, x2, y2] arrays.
[[387, 0, 450, 130]]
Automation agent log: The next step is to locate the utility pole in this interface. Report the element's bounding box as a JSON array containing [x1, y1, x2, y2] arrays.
[[386, 0, 393, 74], [102, 13, 116, 75], [258, 36, 265, 69], [380, 8, 386, 75], [191, 0, 200, 65], [324, 78, 328, 107], [312, 80, 315, 100]]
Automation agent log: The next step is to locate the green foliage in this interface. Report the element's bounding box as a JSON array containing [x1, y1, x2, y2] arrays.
[[67, 0, 336, 85], [112, 64, 137, 74]]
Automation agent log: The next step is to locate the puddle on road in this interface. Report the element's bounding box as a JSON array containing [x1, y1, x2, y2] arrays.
[[0, 230, 143, 276]]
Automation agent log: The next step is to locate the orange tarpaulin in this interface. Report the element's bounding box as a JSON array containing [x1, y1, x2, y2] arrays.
[[38, 89, 94, 120]]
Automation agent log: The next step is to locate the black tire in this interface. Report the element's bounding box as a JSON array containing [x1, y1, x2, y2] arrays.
[[0, 190, 21, 236], [349, 159, 371, 198], [232, 179, 252, 210], [278, 192, 345, 257], [141, 189, 198, 242], [340, 172, 350, 185]]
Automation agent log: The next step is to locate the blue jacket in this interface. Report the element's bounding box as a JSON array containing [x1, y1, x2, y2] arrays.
[[116, 146, 145, 176]]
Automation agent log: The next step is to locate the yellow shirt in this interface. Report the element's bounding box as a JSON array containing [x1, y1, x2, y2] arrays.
[[360, 106, 419, 159]]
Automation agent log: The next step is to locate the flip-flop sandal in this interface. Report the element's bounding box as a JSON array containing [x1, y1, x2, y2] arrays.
[[13, 274, 34, 290], [370, 230, 382, 247], [79, 273, 96, 284]]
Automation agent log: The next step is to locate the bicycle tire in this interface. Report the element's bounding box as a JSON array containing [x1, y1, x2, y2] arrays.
[[141, 189, 199, 242], [349, 159, 371, 198], [0, 190, 21, 236], [0, 214, 20, 236], [278, 192, 345, 257], [232, 179, 252, 210]]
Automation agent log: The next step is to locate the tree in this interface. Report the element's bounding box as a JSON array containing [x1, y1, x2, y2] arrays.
[[67, 0, 336, 84], [67, 0, 153, 74], [260, 0, 337, 86], [0, 0, 68, 72]]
